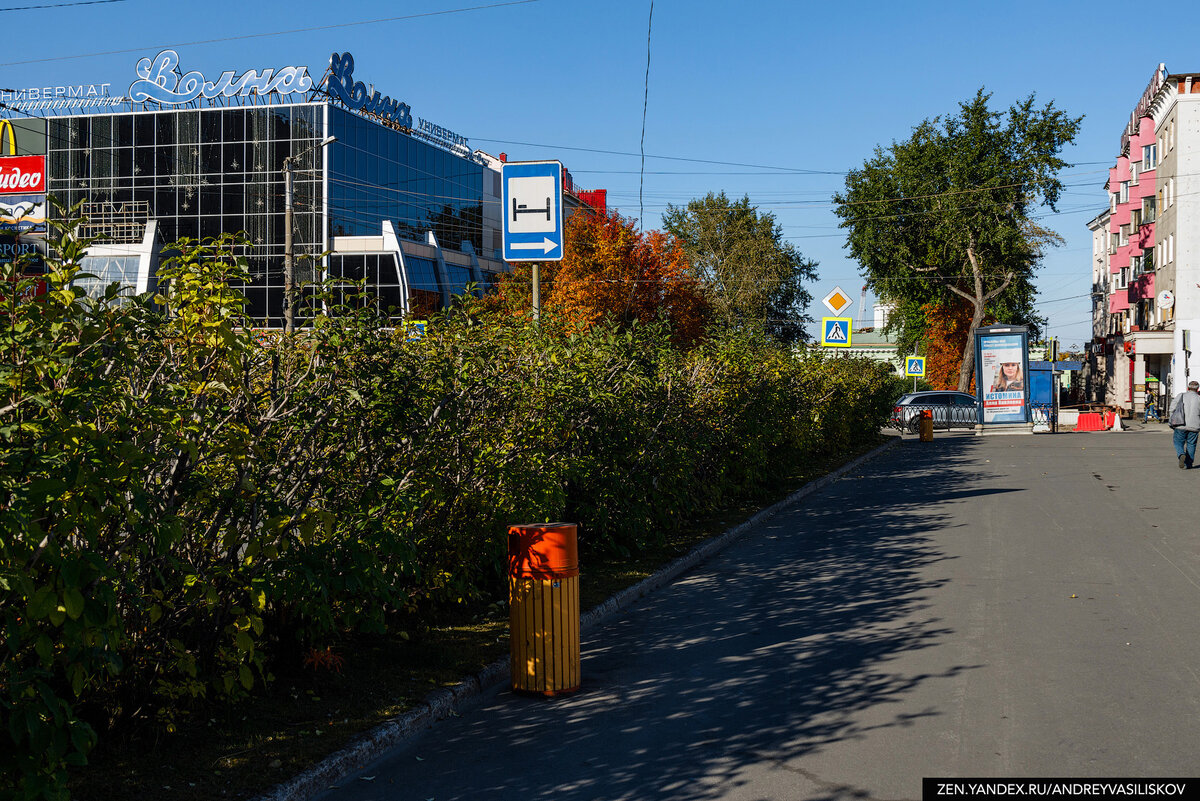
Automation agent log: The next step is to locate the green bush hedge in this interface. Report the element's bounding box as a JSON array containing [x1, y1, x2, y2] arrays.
[[1, 226, 895, 800]]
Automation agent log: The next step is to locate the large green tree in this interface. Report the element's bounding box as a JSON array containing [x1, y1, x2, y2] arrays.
[[833, 89, 1081, 391], [663, 192, 817, 344]]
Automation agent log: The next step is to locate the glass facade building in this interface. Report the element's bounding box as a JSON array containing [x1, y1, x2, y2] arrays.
[[42, 101, 507, 326]]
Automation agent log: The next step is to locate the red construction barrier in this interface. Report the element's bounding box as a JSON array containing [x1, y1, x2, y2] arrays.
[[1074, 412, 1117, 432]]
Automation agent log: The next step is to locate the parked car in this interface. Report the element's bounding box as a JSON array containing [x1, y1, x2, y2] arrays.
[[891, 390, 979, 432]]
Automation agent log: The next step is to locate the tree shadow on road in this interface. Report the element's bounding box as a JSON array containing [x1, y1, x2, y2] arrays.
[[366, 437, 1015, 801]]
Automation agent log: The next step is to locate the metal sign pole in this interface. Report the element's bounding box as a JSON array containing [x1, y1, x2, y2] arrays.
[[1053, 371, 1061, 433], [532, 263, 540, 322], [283, 161, 295, 334]]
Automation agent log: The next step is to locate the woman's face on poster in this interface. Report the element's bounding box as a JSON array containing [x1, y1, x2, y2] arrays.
[[1001, 362, 1020, 379]]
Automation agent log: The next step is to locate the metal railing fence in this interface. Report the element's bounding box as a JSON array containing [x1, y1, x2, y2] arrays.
[[890, 404, 979, 432]]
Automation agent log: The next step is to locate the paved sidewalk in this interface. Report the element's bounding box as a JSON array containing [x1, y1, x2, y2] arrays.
[[310, 431, 1200, 801]]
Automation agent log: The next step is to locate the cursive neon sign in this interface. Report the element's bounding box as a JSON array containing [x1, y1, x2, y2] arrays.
[[322, 52, 413, 128], [128, 50, 313, 106]]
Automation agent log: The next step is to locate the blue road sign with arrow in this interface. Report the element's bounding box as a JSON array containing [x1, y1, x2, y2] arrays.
[[502, 160, 564, 262]]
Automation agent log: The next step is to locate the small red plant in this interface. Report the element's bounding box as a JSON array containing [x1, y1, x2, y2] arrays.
[[302, 646, 345, 674]]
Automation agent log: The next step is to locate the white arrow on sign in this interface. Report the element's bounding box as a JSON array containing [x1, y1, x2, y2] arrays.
[[510, 237, 559, 254]]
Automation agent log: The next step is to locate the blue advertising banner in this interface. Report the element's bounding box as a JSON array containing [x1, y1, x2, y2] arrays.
[[0, 195, 46, 233], [0, 231, 45, 271], [975, 326, 1029, 424]]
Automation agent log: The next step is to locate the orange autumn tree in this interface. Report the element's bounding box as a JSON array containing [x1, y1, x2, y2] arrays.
[[922, 299, 987, 391], [490, 208, 710, 347]]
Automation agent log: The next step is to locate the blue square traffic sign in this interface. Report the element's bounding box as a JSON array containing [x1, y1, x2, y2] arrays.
[[905, 356, 926, 377], [502, 160, 564, 262], [821, 317, 852, 347]]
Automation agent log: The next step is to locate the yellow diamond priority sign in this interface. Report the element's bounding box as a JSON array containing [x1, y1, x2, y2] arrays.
[[821, 286, 854, 316]]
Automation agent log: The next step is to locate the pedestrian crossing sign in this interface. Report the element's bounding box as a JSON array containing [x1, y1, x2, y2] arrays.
[[405, 320, 427, 341], [906, 356, 926, 377], [821, 317, 852, 347]]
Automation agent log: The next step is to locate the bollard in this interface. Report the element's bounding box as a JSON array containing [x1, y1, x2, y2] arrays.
[[919, 409, 934, 442], [508, 523, 580, 696]]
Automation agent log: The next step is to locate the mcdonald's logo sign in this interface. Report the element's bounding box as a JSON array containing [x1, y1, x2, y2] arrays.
[[0, 120, 17, 156]]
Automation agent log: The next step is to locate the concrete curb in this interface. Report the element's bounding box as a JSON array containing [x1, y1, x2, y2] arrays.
[[259, 437, 900, 801]]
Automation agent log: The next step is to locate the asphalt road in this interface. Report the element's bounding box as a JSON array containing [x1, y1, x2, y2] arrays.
[[314, 429, 1200, 801]]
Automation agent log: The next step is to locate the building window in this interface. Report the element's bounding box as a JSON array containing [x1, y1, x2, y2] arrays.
[[1130, 162, 1139, 185], [1142, 196, 1156, 223], [328, 253, 405, 318], [1135, 301, 1144, 330], [1132, 248, 1154, 275], [444, 263, 472, 294], [1143, 143, 1157, 169], [403, 255, 443, 318], [1120, 223, 1129, 245], [73, 255, 141, 300], [1120, 181, 1129, 204], [1119, 266, 1129, 288]]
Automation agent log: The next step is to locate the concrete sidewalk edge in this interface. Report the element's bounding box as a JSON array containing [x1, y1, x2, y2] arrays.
[[258, 437, 900, 801]]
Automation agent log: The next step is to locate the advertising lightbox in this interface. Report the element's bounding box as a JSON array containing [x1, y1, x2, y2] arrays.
[[974, 325, 1030, 425]]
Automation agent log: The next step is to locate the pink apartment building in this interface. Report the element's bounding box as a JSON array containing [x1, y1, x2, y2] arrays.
[[1086, 65, 1200, 415]]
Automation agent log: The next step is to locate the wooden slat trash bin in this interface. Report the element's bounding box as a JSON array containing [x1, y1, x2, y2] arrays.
[[508, 522, 580, 696], [919, 409, 934, 442]]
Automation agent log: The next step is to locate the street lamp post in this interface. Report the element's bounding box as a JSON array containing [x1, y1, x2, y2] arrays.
[[283, 134, 337, 334]]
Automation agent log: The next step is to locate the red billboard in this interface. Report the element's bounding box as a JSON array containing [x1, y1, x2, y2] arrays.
[[0, 155, 46, 194]]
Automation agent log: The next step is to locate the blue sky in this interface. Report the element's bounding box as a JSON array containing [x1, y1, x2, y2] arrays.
[[5, 0, 1200, 348]]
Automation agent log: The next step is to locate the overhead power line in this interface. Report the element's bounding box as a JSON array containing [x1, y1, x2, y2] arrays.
[[0, 0, 539, 66], [472, 137, 845, 175], [0, 0, 123, 10], [638, 0, 653, 231], [1034, 293, 1091, 306]]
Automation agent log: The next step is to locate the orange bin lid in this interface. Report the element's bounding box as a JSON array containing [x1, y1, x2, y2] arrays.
[[508, 523, 578, 579]]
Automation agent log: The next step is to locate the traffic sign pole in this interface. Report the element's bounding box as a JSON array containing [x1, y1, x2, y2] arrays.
[[533, 264, 540, 321]]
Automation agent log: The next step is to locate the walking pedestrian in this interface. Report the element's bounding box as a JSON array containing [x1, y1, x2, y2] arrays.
[[1169, 380, 1200, 468]]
